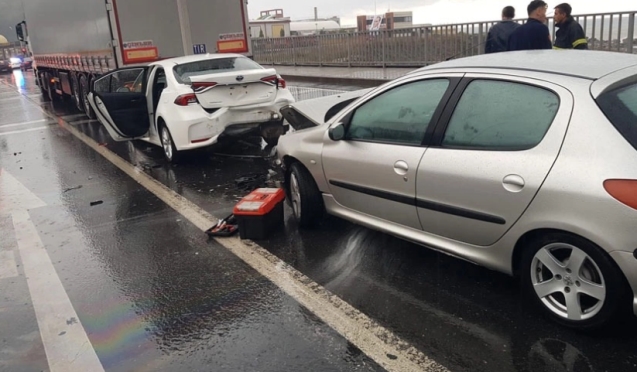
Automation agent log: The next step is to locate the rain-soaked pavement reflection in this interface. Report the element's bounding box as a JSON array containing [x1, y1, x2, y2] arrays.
[[1, 70, 637, 372]]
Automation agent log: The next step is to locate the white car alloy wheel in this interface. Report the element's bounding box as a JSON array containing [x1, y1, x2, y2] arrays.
[[161, 126, 174, 162], [531, 243, 606, 321]]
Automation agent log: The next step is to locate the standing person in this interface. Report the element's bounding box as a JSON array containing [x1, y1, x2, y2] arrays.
[[485, 6, 521, 53], [507, 1, 552, 51], [553, 3, 588, 49]]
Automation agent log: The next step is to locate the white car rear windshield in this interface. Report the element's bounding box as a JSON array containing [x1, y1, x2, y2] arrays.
[[173, 57, 263, 84], [597, 82, 637, 151]]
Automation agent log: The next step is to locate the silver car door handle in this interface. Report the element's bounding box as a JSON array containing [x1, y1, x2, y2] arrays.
[[503, 174, 525, 192], [394, 160, 409, 176]]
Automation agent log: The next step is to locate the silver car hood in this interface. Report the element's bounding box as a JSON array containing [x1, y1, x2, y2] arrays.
[[280, 88, 373, 130]]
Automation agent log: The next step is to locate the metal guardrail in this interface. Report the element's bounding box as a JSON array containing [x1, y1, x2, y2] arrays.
[[252, 11, 637, 67]]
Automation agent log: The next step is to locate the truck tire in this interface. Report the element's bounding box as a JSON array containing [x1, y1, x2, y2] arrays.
[[39, 72, 51, 102], [79, 75, 96, 120], [45, 73, 57, 103], [71, 73, 84, 112]]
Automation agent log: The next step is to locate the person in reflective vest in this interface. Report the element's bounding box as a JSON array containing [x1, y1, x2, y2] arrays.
[[553, 3, 588, 49]]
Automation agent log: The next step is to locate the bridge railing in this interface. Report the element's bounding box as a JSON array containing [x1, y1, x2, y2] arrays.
[[252, 11, 636, 67]]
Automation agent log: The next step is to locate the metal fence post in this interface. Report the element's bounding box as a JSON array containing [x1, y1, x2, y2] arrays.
[[423, 28, 428, 65], [318, 35, 322, 67], [382, 31, 386, 68], [628, 13, 635, 54], [347, 33, 352, 67], [478, 23, 484, 55], [269, 38, 274, 65], [292, 37, 297, 66]]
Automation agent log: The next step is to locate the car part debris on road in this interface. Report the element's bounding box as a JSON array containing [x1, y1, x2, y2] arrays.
[[205, 214, 239, 237]]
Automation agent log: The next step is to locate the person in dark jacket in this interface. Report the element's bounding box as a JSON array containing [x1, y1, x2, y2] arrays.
[[507, 0, 552, 51], [485, 6, 521, 53], [553, 3, 588, 49]]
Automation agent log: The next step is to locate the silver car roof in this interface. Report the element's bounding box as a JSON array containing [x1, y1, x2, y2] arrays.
[[414, 50, 637, 80]]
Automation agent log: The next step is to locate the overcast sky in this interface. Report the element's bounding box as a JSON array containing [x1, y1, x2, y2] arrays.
[[248, 0, 635, 26]]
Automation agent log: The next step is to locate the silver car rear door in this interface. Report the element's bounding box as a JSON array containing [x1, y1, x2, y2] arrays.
[[415, 73, 574, 246]]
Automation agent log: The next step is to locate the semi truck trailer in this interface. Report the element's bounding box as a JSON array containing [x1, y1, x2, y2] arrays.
[[15, 0, 252, 119]]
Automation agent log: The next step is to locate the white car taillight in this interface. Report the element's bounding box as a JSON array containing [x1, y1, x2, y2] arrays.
[[174, 93, 198, 106], [261, 75, 286, 89], [191, 82, 217, 93]]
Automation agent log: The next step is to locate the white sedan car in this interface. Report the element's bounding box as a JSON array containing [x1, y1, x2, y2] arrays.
[[9, 57, 22, 70], [88, 54, 295, 162]]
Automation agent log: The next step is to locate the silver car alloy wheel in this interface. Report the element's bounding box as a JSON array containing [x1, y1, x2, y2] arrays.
[[290, 173, 302, 219], [531, 243, 606, 321], [161, 127, 173, 161]]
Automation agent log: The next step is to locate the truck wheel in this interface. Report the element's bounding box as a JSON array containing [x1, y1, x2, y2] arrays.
[[80, 75, 96, 120], [39, 73, 51, 102], [288, 163, 324, 228], [45, 73, 58, 103], [71, 73, 84, 112]]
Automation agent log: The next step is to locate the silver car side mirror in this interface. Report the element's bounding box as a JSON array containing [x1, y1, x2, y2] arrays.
[[328, 123, 345, 141]]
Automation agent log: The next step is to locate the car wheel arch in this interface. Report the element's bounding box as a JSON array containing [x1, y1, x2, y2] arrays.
[[156, 116, 165, 133]]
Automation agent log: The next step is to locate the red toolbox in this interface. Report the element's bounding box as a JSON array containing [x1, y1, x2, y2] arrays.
[[233, 188, 286, 240]]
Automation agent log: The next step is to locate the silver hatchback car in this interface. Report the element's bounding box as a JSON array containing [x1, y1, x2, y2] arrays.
[[277, 50, 637, 331]]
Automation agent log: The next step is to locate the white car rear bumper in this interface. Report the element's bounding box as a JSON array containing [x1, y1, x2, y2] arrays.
[[165, 90, 294, 151]]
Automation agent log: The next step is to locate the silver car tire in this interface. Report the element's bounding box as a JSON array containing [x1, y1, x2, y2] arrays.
[[521, 233, 630, 331], [288, 163, 324, 228]]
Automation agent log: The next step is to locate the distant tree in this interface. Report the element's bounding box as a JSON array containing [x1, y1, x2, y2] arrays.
[[280, 28, 285, 37], [259, 28, 264, 38]]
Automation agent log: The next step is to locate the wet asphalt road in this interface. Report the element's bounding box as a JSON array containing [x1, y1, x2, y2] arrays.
[[1, 69, 637, 372]]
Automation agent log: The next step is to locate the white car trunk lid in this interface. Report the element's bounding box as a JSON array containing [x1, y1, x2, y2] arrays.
[[190, 69, 279, 109]]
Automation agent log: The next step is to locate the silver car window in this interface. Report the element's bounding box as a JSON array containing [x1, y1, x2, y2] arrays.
[[597, 82, 637, 151], [442, 80, 560, 150], [346, 79, 449, 145]]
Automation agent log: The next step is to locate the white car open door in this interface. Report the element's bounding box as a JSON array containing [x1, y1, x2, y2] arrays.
[[88, 67, 151, 141]]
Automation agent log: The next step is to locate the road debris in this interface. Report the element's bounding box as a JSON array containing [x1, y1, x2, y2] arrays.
[[63, 185, 83, 193]]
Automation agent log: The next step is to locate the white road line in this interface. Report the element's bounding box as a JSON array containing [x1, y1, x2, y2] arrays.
[[68, 119, 99, 126], [3, 80, 449, 372], [0, 119, 48, 129], [12, 210, 105, 372], [0, 126, 50, 136], [0, 95, 23, 102], [0, 169, 104, 372], [0, 251, 19, 279]]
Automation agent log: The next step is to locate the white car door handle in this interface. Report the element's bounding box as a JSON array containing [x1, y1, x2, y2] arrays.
[[503, 174, 525, 192], [394, 161, 409, 176]]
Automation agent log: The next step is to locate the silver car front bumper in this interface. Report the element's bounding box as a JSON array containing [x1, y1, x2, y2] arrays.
[[610, 251, 637, 315]]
